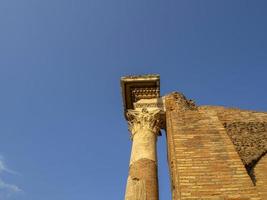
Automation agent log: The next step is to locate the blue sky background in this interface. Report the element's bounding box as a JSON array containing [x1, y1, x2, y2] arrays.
[[0, 0, 267, 199]]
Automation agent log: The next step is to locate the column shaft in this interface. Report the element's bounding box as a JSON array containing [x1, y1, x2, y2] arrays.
[[125, 109, 161, 200]]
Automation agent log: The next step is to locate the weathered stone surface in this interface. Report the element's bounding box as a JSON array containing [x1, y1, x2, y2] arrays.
[[125, 159, 158, 200], [165, 92, 197, 111], [223, 122, 267, 167]]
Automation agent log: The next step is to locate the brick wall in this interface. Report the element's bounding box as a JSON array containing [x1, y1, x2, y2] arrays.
[[254, 154, 267, 199], [165, 92, 264, 200], [204, 106, 267, 200]]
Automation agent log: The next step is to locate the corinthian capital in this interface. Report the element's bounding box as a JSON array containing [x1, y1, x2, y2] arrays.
[[126, 108, 161, 138]]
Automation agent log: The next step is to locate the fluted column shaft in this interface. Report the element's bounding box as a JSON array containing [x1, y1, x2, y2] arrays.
[[125, 108, 161, 200]]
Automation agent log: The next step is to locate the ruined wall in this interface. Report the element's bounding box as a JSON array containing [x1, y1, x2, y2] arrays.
[[165, 92, 265, 200], [201, 106, 267, 200], [254, 155, 267, 199]]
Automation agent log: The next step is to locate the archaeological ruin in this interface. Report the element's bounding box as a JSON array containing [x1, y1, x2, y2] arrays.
[[121, 74, 267, 200]]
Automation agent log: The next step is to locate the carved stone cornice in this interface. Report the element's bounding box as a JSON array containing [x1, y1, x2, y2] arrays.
[[131, 88, 160, 102], [126, 108, 161, 138], [121, 75, 160, 112]]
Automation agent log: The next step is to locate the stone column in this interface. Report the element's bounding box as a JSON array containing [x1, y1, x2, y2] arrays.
[[124, 108, 161, 200]]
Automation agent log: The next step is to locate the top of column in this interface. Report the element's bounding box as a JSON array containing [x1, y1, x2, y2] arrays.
[[120, 74, 160, 115]]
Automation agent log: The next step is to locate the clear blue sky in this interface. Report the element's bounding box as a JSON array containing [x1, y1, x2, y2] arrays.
[[0, 1, 267, 199]]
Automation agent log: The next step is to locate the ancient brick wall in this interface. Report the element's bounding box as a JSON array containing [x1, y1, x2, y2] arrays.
[[201, 106, 267, 200], [254, 155, 267, 199], [165, 92, 265, 200]]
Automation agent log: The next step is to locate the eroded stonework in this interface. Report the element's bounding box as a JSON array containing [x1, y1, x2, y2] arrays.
[[167, 92, 197, 111], [223, 122, 267, 167], [127, 159, 158, 200]]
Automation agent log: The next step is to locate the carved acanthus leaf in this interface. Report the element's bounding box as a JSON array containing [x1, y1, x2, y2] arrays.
[[126, 108, 161, 138]]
